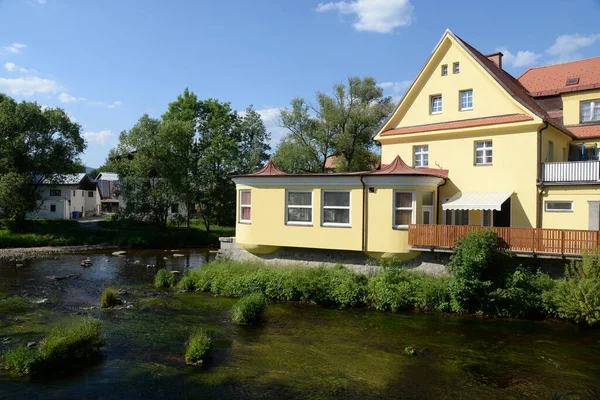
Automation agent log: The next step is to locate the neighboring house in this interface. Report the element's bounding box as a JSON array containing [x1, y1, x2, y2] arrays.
[[232, 30, 600, 260], [96, 172, 121, 213], [28, 173, 100, 220]]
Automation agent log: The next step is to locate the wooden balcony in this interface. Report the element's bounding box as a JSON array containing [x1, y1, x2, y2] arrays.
[[408, 224, 600, 256], [542, 160, 600, 183]]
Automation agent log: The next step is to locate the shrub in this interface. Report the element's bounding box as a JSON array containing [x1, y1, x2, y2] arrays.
[[366, 268, 416, 312], [547, 252, 600, 326], [185, 329, 213, 364], [2, 317, 104, 376], [231, 292, 268, 324], [155, 269, 176, 288], [177, 276, 196, 291], [490, 268, 555, 318], [100, 287, 118, 308]]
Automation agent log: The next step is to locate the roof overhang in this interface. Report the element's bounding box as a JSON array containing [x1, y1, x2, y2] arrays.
[[442, 191, 513, 211], [233, 175, 445, 188]]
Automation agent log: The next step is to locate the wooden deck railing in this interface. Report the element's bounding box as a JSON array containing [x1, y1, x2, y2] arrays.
[[408, 224, 600, 256]]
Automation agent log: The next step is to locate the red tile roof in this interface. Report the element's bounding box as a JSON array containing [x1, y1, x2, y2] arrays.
[[368, 155, 448, 178], [251, 160, 287, 176], [567, 124, 600, 139], [518, 56, 600, 97], [380, 114, 533, 137]]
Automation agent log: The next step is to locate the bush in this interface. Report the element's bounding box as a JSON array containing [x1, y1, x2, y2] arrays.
[[155, 269, 176, 288], [231, 292, 268, 324], [490, 268, 555, 318], [100, 287, 118, 308], [2, 317, 104, 376], [547, 252, 600, 326], [185, 329, 213, 364], [177, 276, 196, 291]]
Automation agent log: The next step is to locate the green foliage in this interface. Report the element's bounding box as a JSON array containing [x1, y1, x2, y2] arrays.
[[272, 77, 394, 173], [2, 317, 104, 376], [231, 292, 268, 324], [547, 251, 600, 326], [448, 230, 511, 313], [177, 276, 196, 292], [185, 328, 213, 364], [404, 346, 416, 356], [155, 269, 177, 288], [0, 95, 85, 229], [490, 268, 555, 318], [100, 287, 118, 308]]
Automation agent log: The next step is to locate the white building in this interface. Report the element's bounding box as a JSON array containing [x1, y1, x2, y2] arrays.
[[28, 174, 101, 219]]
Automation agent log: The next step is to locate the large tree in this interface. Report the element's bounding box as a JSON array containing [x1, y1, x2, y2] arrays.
[[238, 106, 271, 174], [273, 77, 394, 173], [0, 94, 85, 230]]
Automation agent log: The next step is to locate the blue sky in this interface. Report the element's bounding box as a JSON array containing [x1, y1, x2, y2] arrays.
[[1, 0, 600, 168]]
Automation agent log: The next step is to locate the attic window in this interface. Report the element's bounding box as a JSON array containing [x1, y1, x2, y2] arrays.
[[566, 77, 580, 86], [441, 65, 448, 76], [453, 62, 460, 74]]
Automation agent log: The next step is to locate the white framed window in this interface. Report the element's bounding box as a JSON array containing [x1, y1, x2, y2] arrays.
[[322, 191, 351, 227], [475, 140, 493, 165], [393, 191, 415, 229], [430, 95, 442, 114], [482, 210, 493, 226], [441, 64, 448, 76], [286, 190, 313, 225], [545, 201, 573, 212], [239, 190, 251, 223], [443, 196, 470, 226], [453, 62, 460, 74], [460, 90, 473, 110], [580, 100, 600, 123], [414, 145, 429, 168], [422, 191, 434, 225]]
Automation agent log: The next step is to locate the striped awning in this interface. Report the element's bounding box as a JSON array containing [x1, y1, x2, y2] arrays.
[[442, 192, 512, 211]]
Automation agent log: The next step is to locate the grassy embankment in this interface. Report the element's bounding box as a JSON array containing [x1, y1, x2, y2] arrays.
[[0, 219, 234, 249]]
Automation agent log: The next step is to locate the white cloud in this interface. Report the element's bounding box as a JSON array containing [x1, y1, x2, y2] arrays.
[[88, 100, 122, 109], [379, 80, 412, 102], [316, 0, 413, 34], [496, 47, 541, 68], [82, 130, 115, 145], [1, 42, 26, 55], [107, 100, 122, 109], [4, 62, 16, 72], [57, 92, 82, 103], [546, 33, 600, 63], [241, 107, 286, 148], [0, 76, 61, 96]]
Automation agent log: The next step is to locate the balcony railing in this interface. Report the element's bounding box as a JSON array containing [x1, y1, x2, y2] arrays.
[[542, 160, 600, 183], [408, 224, 600, 256]]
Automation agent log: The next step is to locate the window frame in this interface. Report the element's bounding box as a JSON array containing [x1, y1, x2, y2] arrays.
[[50, 204, 56, 213], [459, 89, 473, 111], [443, 196, 470, 226], [88, 191, 94, 198], [421, 191, 435, 225], [413, 145, 429, 168], [321, 190, 351, 228], [393, 190, 415, 230], [474, 140, 493, 165], [239, 189, 252, 224], [580, 99, 600, 123], [441, 64, 448, 76], [430, 95, 442, 115], [545, 201, 573, 213], [49, 189, 61, 197], [453, 62, 460, 74], [285, 190, 313, 226]]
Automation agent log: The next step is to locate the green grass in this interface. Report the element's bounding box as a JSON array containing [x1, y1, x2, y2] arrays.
[[155, 269, 177, 288], [185, 328, 213, 365], [0, 218, 234, 249], [100, 287, 118, 308], [231, 292, 268, 324], [176, 276, 196, 291], [2, 316, 104, 376]]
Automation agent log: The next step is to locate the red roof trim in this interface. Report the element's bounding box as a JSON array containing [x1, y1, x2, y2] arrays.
[[251, 160, 287, 176], [380, 114, 533, 137], [368, 155, 448, 178]]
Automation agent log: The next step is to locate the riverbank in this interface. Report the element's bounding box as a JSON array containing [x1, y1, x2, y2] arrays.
[[0, 219, 234, 252]]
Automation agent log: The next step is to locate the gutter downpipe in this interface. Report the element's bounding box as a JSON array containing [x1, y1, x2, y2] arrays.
[[360, 175, 367, 253], [537, 121, 549, 230], [436, 178, 448, 225]]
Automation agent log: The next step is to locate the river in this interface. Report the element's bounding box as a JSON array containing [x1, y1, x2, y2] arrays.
[[0, 250, 599, 399]]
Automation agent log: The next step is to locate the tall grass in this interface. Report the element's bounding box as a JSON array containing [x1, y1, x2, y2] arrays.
[[100, 287, 118, 308], [185, 329, 213, 365], [154, 269, 176, 288], [231, 293, 268, 324]]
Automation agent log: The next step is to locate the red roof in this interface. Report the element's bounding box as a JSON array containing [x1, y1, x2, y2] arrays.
[[567, 124, 600, 139], [518, 56, 600, 97], [368, 155, 448, 178], [251, 160, 287, 176], [380, 114, 533, 137]]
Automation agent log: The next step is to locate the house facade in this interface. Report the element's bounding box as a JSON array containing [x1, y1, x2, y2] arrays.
[[96, 172, 121, 213], [232, 30, 600, 260], [28, 174, 100, 220]]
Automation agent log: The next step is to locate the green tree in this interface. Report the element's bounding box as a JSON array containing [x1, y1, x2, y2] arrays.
[[238, 106, 271, 174], [0, 95, 85, 230], [273, 77, 394, 173]]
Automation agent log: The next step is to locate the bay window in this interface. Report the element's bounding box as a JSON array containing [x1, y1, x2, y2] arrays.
[[393, 191, 415, 229], [239, 190, 251, 223]]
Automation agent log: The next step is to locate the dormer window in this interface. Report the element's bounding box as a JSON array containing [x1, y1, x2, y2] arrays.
[[581, 100, 600, 123], [430, 95, 442, 114], [441, 65, 448, 76], [566, 77, 580, 86], [453, 62, 460, 74]]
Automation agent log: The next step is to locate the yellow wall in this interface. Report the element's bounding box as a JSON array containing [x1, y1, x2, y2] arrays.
[[562, 90, 600, 125], [543, 126, 571, 162], [542, 186, 600, 230], [379, 125, 539, 227], [379, 36, 529, 131]]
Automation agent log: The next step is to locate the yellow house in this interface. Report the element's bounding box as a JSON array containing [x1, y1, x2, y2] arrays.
[[232, 30, 600, 260]]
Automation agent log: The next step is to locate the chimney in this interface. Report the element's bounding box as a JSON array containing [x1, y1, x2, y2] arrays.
[[485, 52, 503, 69]]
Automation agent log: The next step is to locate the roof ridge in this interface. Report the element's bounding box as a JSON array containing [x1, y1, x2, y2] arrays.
[[519, 55, 600, 75]]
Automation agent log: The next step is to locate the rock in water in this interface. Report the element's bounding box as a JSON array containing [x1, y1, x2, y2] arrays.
[[173, 254, 185, 257], [133, 260, 141, 265], [112, 251, 127, 256], [163, 257, 169, 260], [27, 342, 37, 348]]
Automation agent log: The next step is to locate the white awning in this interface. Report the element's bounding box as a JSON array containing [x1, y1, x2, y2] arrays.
[[442, 192, 512, 211]]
